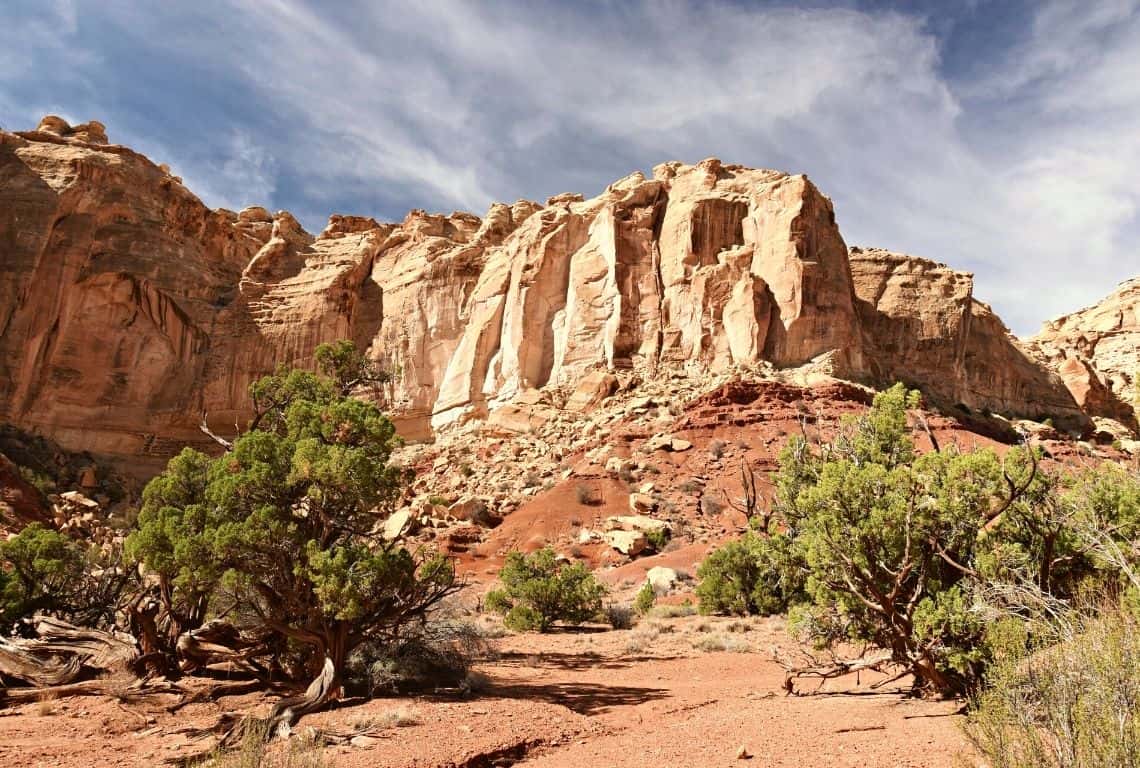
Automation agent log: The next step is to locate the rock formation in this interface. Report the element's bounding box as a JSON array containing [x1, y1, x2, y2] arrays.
[[850, 248, 1088, 427], [1027, 277, 1140, 429], [0, 116, 1131, 465]]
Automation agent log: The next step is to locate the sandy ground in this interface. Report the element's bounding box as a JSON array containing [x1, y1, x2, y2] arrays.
[[0, 614, 972, 768]]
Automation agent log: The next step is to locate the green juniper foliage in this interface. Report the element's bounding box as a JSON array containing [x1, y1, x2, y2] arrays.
[[486, 547, 606, 632], [125, 342, 456, 680], [634, 581, 657, 615], [697, 383, 1140, 696], [0, 523, 126, 633]]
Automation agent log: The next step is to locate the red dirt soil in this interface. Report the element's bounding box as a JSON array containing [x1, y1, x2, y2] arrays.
[[0, 615, 970, 767]]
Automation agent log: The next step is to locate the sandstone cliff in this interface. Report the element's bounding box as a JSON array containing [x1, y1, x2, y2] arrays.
[[1026, 277, 1140, 429], [849, 248, 1088, 426], [0, 117, 1124, 463]]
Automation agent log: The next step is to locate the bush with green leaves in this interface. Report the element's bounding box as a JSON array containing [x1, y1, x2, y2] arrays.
[[698, 383, 1140, 696], [0, 523, 128, 633], [485, 548, 606, 631], [634, 582, 657, 615], [645, 527, 670, 553], [125, 341, 456, 685], [696, 530, 802, 616]]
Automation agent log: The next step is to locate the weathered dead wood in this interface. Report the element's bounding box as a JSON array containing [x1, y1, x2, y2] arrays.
[[167, 679, 266, 713], [776, 649, 895, 695], [0, 616, 140, 687], [0, 640, 84, 686], [0, 676, 183, 705], [164, 657, 342, 765], [264, 656, 338, 738], [176, 620, 269, 675], [26, 616, 140, 670], [198, 413, 233, 450]]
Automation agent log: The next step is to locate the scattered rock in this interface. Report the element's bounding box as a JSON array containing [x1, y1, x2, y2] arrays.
[[607, 515, 671, 535], [565, 370, 619, 413]]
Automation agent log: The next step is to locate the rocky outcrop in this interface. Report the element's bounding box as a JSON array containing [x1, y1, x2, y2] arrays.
[[850, 248, 1088, 429], [0, 117, 1127, 464], [1027, 278, 1140, 429]]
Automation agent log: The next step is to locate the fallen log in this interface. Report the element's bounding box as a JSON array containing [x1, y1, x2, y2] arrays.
[[0, 640, 84, 686], [0, 675, 183, 705], [0, 616, 140, 687]]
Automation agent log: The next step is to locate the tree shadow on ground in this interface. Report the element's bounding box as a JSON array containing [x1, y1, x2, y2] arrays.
[[483, 678, 670, 716], [494, 650, 686, 671]]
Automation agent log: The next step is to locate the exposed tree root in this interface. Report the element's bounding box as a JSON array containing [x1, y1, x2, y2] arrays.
[[775, 649, 895, 695]]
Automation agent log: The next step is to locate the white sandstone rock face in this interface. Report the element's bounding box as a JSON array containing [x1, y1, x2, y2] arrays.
[[426, 160, 868, 430], [0, 117, 1119, 463], [1027, 277, 1140, 429]]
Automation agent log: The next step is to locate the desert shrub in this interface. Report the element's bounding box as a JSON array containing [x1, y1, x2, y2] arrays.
[[651, 600, 697, 618], [346, 615, 485, 696], [699, 496, 724, 515], [693, 633, 752, 653], [485, 548, 606, 632], [696, 531, 802, 617], [0, 523, 129, 633], [634, 582, 657, 615], [603, 602, 635, 629], [708, 439, 727, 460], [575, 484, 601, 506], [16, 465, 56, 496], [678, 480, 702, 493], [966, 607, 1140, 768], [200, 720, 328, 767], [645, 527, 671, 553]]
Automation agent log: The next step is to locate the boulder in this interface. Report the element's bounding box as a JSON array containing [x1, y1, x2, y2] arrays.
[[447, 497, 500, 527], [604, 529, 648, 557], [381, 508, 417, 540], [646, 566, 680, 593], [565, 370, 619, 413], [607, 514, 671, 535]]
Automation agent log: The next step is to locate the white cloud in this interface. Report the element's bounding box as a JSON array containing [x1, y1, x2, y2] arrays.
[[5, 0, 1140, 333]]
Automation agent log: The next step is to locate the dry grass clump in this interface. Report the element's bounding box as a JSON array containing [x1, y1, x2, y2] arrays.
[[624, 623, 662, 654], [200, 722, 328, 768], [33, 690, 59, 717], [603, 602, 636, 630], [692, 633, 752, 653], [966, 607, 1140, 768], [650, 602, 697, 619]]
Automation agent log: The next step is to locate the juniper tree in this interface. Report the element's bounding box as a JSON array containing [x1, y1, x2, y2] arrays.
[[126, 342, 456, 695], [698, 383, 1140, 696]]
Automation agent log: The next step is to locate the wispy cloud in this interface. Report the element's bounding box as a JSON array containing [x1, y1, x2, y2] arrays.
[[2, 0, 1138, 333]]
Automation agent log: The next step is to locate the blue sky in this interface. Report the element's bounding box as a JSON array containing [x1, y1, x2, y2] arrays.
[[3, 0, 1138, 334]]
